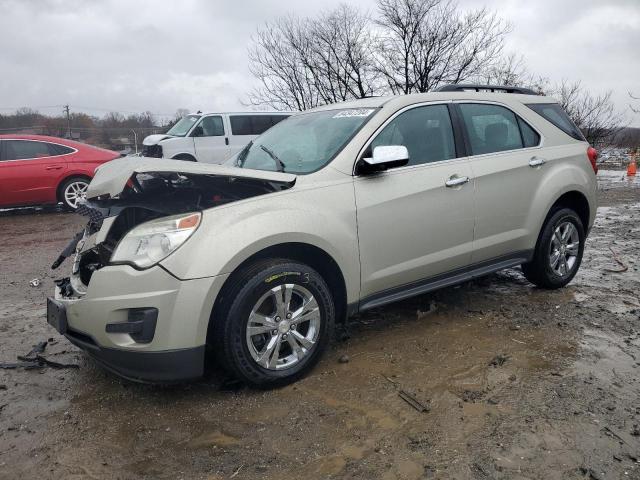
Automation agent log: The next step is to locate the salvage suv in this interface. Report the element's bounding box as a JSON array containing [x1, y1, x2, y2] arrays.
[[47, 85, 598, 387]]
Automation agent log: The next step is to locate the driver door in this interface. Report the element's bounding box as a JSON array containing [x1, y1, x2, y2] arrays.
[[354, 104, 476, 301], [192, 115, 229, 163]]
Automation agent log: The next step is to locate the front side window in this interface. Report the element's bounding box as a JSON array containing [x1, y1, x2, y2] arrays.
[[369, 104, 456, 166], [3, 140, 53, 160], [233, 108, 376, 174], [166, 115, 200, 137], [459, 103, 524, 155], [196, 116, 224, 137]]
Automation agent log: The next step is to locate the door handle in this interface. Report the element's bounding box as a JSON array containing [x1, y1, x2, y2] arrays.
[[225, 137, 229, 146], [529, 157, 546, 167], [445, 175, 470, 188], [45, 165, 63, 170]]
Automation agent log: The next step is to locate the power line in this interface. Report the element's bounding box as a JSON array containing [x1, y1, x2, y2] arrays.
[[0, 105, 63, 111], [0, 104, 176, 117]]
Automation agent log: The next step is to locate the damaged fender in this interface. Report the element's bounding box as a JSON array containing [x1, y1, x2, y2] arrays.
[[53, 157, 297, 297]]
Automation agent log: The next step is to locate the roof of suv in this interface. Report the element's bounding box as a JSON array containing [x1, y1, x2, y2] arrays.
[[311, 90, 555, 113]]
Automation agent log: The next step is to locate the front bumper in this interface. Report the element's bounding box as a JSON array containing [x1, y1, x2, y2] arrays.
[[47, 264, 229, 383]]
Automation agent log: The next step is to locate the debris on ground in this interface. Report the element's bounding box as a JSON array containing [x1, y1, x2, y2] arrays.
[[489, 353, 510, 367], [603, 246, 629, 273], [461, 390, 486, 403], [29, 278, 41, 287], [338, 354, 350, 364], [0, 340, 79, 370], [417, 300, 438, 319], [398, 389, 430, 412]]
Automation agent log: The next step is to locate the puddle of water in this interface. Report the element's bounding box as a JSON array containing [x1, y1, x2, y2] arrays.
[[597, 169, 640, 190]]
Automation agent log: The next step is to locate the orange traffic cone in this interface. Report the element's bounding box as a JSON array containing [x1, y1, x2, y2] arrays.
[[628, 152, 637, 176]]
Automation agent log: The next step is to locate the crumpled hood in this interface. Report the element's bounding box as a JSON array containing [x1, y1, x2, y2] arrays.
[[142, 134, 175, 145], [87, 157, 297, 199]]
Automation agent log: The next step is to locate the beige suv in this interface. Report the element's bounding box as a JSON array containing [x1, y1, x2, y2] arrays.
[[47, 85, 598, 387]]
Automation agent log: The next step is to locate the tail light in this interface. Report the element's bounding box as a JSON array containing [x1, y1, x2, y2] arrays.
[[587, 146, 598, 174]]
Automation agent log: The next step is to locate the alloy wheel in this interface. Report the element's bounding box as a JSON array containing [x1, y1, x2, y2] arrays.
[[245, 283, 321, 370], [548, 220, 579, 276], [64, 181, 89, 209]]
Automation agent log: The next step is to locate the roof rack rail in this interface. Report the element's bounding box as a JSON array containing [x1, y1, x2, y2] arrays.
[[435, 84, 539, 95]]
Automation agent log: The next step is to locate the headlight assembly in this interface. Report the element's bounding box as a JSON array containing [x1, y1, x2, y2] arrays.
[[111, 212, 201, 269]]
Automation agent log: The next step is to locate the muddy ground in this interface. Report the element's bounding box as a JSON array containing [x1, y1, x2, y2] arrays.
[[0, 171, 639, 480]]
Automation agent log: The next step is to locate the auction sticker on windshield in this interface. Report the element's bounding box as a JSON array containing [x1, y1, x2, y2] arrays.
[[333, 109, 375, 118]]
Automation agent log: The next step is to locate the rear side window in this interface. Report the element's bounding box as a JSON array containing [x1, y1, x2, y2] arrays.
[[230, 115, 290, 136], [458, 104, 523, 155], [370, 104, 456, 166], [2, 140, 54, 160], [526, 103, 585, 141], [517, 118, 541, 148]]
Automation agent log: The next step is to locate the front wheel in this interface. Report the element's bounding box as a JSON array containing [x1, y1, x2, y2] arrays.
[[213, 259, 335, 387], [522, 207, 585, 289]]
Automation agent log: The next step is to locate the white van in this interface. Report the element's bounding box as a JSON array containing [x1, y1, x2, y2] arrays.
[[141, 112, 291, 163]]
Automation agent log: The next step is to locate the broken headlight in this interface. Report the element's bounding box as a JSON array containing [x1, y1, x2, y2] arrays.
[[111, 212, 201, 269]]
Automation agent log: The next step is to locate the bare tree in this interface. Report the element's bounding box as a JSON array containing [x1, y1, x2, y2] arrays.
[[629, 91, 639, 114], [553, 81, 624, 146], [247, 5, 378, 110], [375, 0, 510, 94], [474, 53, 548, 93]]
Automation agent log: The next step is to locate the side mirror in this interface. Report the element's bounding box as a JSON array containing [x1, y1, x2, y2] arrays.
[[357, 145, 409, 174], [191, 125, 204, 137]]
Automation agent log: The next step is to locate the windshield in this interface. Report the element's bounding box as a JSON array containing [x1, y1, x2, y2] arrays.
[[166, 115, 201, 137], [232, 108, 377, 174]]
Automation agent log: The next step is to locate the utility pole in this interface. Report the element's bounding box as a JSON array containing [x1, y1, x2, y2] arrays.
[[63, 104, 71, 138]]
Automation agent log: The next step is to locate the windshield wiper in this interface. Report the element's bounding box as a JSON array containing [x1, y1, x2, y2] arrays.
[[237, 141, 253, 168], [260, 145, 286, 172]]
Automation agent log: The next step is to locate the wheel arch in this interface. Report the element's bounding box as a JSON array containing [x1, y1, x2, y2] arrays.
[[206, 242, 348, 344], [547, 190, 590, 231], [171, 153, 197, 161]]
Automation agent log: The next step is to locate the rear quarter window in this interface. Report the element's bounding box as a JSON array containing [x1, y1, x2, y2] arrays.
[[49, 143, 75, 155], [526, 103, 585, 141]]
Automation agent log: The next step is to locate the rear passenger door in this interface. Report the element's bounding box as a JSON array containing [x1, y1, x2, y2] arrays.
[[355, 104, 475, 301], [192, 115, 228, 163], [454, 102, 543, 263]]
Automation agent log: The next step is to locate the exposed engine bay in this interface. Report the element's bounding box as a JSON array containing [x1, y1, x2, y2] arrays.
[[52, 170, 295, 297]]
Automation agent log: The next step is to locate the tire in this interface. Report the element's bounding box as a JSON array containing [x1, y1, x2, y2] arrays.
[[59, 176, 90, 210], [521, 207, 585, 289], [213, 258, 335, 388]]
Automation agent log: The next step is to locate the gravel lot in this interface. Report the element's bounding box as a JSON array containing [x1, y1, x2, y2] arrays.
[[0, 171, 639, 480]]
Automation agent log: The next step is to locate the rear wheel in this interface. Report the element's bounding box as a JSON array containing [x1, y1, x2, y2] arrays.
[[59, 176, 90, 210], [213, 259, 335, 387], [522, 207, 585, 289]]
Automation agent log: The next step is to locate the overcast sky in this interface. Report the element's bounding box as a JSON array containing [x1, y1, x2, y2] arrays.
[[0, 0, 638, 125]]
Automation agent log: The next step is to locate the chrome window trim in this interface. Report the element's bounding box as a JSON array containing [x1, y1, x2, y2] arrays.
[[0, 138, 78, 162]]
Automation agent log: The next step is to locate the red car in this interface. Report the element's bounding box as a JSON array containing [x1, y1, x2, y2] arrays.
[[0, 135, 120, 210]]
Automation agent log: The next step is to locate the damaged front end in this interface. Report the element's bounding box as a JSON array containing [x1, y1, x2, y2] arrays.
[[52, 159, 296, 298]]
